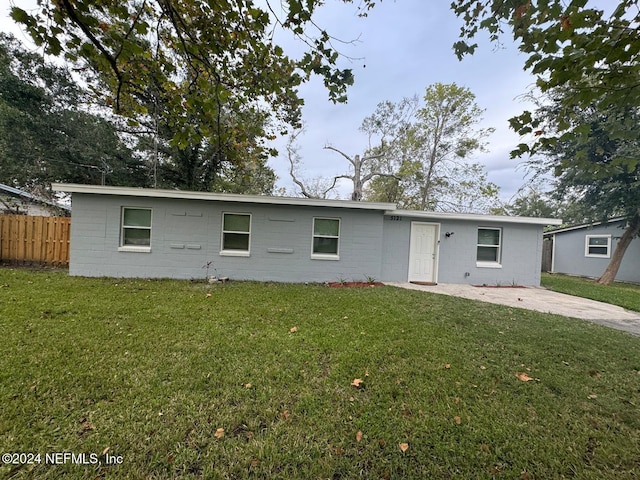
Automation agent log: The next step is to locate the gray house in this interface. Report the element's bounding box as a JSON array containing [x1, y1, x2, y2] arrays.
[[52, 183, 561, 285], [545, 218, 640, 284]]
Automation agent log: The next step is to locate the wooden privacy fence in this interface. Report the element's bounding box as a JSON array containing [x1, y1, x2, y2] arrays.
[[0, 215, 70, 266], [541, 237, 553, 272]]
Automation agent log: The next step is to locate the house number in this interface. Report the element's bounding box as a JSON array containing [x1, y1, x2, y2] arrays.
[[389, 216, 402, 221]]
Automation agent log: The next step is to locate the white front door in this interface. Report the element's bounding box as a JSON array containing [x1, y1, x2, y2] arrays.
[[408, 222, 439, 283]]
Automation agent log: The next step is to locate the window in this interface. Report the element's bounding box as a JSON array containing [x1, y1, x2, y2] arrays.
[[221, 213, 251, 256], [120, 207, 152, 251], [477, 228, 501, 266], [585, 235, 611, 258], [312, 217, 340, 259]]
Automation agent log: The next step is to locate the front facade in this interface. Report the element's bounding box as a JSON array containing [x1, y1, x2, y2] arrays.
[[53, 184, 560, 285], [547, 218, 640, 284]]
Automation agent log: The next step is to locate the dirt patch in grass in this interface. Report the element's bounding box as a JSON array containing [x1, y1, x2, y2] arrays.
[[327, 281, 385, 288]]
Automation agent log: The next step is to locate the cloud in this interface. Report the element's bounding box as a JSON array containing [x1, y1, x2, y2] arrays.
[[268, 1, 540, 201]]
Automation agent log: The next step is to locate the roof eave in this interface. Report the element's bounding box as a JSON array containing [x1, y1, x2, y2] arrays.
[[385, 209, 562, 226], [51, 183, 397, 211]]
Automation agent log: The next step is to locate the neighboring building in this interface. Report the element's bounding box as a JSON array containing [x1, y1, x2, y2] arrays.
[[545, 218, 640, 284], [0, 183, 71, 216], [52, 183, 561, 285]]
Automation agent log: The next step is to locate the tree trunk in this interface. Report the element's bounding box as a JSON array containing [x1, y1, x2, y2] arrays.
[[596, 214, 640, 285]]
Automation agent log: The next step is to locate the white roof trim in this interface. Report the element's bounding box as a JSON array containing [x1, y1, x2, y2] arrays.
[[385, 209, 562, 226], [51, 183, 397, 211]]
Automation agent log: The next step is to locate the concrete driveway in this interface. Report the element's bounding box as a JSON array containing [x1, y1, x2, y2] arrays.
[[387, 282, 640, 336]]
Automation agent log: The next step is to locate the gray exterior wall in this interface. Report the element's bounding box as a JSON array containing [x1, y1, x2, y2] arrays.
[[69, 193, 385, 282], [68, 192, 547, 285], [551, 220, 640, 283], [381, 215, 543, 286]]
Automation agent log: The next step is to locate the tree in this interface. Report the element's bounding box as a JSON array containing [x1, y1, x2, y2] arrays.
[[322, 146, 397, 201], [10, 0, 375, 151], [534, 95, 640, 284], [451, 1, 639, 157], [131, 90, 277, 193], [0, 33, 146, 189], [285, 128, 340, 199], [451, 1, 640, 283], [362, 83, 498, 213]]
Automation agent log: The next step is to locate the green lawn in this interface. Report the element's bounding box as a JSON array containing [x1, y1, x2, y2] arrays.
[[1, 268, 640, 479], [542, 272, 640, 312]]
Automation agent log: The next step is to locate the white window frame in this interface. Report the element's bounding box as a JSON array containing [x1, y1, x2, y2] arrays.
[[585, 234, 611, 258], [119, 207, 152, 253], [220, 212, 251, 257], [476, 227, 502, 268], [311, 217, 340, 260]]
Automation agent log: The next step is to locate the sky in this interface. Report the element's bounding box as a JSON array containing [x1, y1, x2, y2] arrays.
[[1, 1, 540, 203], [264, 1, 540, 202]]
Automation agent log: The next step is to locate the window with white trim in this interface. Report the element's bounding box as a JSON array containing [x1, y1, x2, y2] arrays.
[[477, 227, 502, 266], [312, 217, 340, 259], [120, 207, 152, 251], [221, 213, 251, 256], [585, 235, 611, 258]]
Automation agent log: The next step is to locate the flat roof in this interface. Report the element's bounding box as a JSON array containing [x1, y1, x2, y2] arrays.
[[52, 183, 563, 226], [385, 209, 562, 226], [51, 183, 397, 211], [544, 217, 626, 235]]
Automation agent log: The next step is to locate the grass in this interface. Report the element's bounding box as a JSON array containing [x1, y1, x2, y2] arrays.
[[542, 272, 640, 312], [1, 268, 640, 479]]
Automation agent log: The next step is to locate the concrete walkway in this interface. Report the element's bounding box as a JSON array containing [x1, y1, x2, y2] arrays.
[[387, 282, 640, 336]]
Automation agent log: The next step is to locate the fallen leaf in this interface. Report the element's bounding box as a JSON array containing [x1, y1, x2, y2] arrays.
[[399, 443, 409, 452], [454, 416, 462, 425], [444, 363, 451, 369], [214, 428, 225, 439], [244, 383, 252, 389], [281, 409, 290, 420], [290, 326, 298, 333], [349, 396, 355, 402], [455, 397, 460, 405], [378, 438, 386, 447], [356, 431, 363, 442], [250, 458, 260, 467], [515, 372, 533, 382], [480, 365, 486, 370], [351, 378, 363, 387], [365, 370, 370, 377], [587, 394, 598, 399], [206, 293, 212, 298]]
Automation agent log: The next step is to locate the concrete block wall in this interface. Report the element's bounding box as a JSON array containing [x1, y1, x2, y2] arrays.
[[69, 193, 384, 282]]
